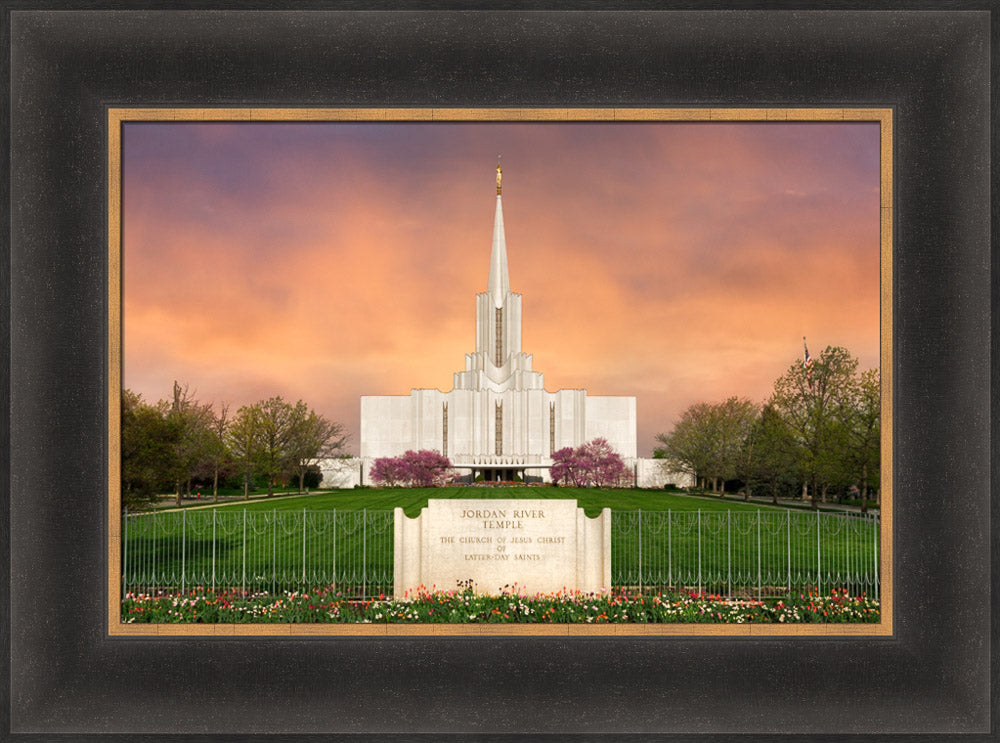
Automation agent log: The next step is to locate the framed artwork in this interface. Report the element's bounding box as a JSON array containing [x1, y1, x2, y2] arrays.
[[6, 6, 993, 739], [108, 107, 892, 638]]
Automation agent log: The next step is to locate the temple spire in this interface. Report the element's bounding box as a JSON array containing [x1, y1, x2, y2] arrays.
[[487, 162, 510, 306]]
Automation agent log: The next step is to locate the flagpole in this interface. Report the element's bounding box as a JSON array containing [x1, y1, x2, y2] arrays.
[[802, 336, 814, 389]]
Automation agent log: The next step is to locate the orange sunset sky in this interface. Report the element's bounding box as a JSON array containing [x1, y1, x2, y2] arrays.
[[122, 121, 881, 457]]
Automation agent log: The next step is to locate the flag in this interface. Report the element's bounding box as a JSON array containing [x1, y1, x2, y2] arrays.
[[802, 337, 814, 387]]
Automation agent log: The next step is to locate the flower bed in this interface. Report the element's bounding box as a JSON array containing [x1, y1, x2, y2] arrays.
[[121, 586, 879, 624]]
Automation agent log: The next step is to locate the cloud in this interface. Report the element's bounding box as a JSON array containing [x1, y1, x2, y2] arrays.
[[122, 121, 881, 455]]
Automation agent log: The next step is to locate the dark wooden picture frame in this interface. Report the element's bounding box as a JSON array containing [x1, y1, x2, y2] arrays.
[[6, 6, 994, 739]]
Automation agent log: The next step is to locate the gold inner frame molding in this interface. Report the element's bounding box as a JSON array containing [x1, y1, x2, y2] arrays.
[[107, 107, 892, 638]]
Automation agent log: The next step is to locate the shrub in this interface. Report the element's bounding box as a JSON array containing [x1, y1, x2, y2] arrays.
[[301, 465, 323, 489]]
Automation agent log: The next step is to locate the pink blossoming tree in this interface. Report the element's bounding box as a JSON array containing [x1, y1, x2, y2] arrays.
[[369, 456, 409, 487], [549, 446, 582, 487], [400, 449, 454, 487], [550, 438, 631, 488], [369, 450, 454, 487]]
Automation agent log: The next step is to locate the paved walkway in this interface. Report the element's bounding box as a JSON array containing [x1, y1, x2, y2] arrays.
[[146, 490, 325, 514], [672, 490, 881, 515]]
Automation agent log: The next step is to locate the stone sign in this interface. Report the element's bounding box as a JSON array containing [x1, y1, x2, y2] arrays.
[[393, 499, 610, 598]]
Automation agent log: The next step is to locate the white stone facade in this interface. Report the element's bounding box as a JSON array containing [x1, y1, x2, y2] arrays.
[[360, 387, 636, 481], [317, 455, 692, 490], [633, 457, 694, 490], [393, 499, 611, 597]]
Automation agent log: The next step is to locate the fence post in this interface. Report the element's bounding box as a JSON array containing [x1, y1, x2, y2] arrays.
[[637, 509, 642, 594], [667, 509, 672, 589], [697, 509, 702, 595], [756, 509, 762, 601], [726, 509, 731, 599], [873, 513, 879, 601], [272, 509, 277, 595], [332, 508, 337, 593], [242, 509, 246, 595], [122, 509, 128, 599], [786, 510, 791, 597], [152, 512, 157, 594], [212, 509, 216, 591], [816, 508, 821, 594], [363, 508, 368, 599], [181, 510, 186, 594], [302, 508, 307, 585]]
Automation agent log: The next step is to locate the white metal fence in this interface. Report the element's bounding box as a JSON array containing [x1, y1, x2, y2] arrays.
[[122, 509, 394, 598], [611, 509, 880, 599], [122, 507, 880, 600]]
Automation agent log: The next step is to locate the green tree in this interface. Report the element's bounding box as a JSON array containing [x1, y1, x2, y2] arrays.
[[227, 403, 262, 499], [121, 389, 178, 509], [167, 381, 214, 506], [203, 402, 230, 502], [842, 367, 881, 512], [255, 396, 298, 497], [655, 402, 717, 490], [655, 398, 757, 494], [750, 403, 799, 505], [711, 397, 758, 495], [768, 346, 859, 508], [287, 405, 347, 493]]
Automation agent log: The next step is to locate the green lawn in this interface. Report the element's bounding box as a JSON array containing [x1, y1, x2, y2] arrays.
[[171, 486, 781, 518], [123, 486, 880, 600]]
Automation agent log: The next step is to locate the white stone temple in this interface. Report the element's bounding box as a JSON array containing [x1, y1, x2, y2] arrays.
[[360, 165, 635, 483], [319, 165, 689, 489]]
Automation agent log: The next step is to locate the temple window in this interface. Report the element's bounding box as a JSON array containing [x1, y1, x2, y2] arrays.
[[442, 403, 448, 458], [495, 307, 503, 366], [495, 401, 503, 455], [549, 402, 555, 454]]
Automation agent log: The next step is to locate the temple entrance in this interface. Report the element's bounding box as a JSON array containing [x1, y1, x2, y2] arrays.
[[480, 468, 519, 482], [453, 465, 548, 484]]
